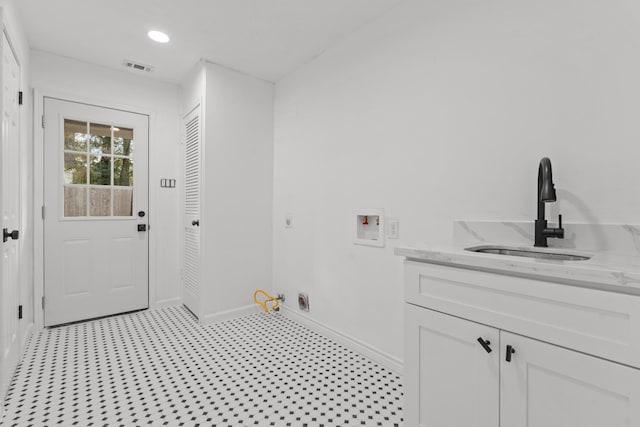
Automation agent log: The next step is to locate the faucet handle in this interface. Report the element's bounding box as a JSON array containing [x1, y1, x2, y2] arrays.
[[554, 214, 565, 239], [542, 214, 564, 239]]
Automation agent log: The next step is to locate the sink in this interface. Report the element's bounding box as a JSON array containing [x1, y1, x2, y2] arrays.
[[465, 245, 591, 261]]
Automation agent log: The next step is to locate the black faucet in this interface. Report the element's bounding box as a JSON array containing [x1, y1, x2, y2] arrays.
[[534, 157, 564, 247]]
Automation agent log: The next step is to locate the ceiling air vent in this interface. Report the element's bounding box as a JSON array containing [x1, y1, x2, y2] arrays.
[[123, 60, 154, 73]]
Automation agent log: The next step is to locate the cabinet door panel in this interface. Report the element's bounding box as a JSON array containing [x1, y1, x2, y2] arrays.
[[405, 304, 499, 427], [501, 332, 640, 427]]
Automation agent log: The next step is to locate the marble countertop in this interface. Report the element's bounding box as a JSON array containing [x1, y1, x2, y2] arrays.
[[395, 223, 640, 296]]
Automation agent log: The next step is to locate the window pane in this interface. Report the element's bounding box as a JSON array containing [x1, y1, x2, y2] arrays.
[[64, 186, 87, 217], [113, 157, 133, 186], [64, 119, 88, 151], [89, 187, 111, 216], [89, 155, 111, 185], [90, 123, 111, 155], [114, 127, 134, 156], [64, 153, 87, 184], [113, 188, 133, 216]]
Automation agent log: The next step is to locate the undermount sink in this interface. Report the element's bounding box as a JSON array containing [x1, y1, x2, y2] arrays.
[[465, 245, 591, 261]]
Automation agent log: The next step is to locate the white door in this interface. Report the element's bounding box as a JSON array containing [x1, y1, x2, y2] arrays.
[[501, 332, 640, 427], [182, 105, 201, 315], [0, 32, 21, 398], [404, 304, 500, 427], [43, 97, 149, 326]]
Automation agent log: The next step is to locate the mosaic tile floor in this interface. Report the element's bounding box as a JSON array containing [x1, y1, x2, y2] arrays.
[[0, 306, 403, 426]]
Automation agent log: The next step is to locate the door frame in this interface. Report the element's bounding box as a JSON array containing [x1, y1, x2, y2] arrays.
[[33, 89, 156, 329]]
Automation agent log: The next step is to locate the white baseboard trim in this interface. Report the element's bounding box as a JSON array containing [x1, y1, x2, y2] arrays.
[[201, 304, 263, 325], [3, 322, 35, 417], [282, 307, 404, 375], [153, 297, 182, 310], [20, 322, 33, 351]]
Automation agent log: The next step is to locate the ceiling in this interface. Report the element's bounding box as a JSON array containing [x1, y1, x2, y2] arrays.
[[16, 0, 404, 83]]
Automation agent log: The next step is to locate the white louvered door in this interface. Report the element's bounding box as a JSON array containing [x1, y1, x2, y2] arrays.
[[183, 105, 201, 316]]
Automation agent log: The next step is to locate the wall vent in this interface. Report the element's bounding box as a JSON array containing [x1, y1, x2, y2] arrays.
[[123, 60, 154, 72]]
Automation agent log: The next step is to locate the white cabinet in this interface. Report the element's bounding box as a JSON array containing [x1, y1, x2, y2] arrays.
[[501, 331, 640, 427], [403, 260, 640, 427], [403, 261, 640, 368], [405, 304, 499, 427]]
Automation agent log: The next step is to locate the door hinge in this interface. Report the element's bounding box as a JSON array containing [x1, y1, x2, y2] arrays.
[[42, 205, 45, 219], [41, 115, 45, 128], [18, 305, 22, 319], [41, 296, 45, 310], [18, 91, 23, 105]]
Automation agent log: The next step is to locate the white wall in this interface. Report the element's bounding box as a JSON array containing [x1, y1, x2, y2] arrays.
[[181, 62, 206, 116], [273, 0, 640, 363], [199, 62, 274, 320], [31, 50, 183, 309]]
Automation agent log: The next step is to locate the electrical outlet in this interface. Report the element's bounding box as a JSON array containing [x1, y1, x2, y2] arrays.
[[387, 218, 399, 239], [298, 293, 309, 311]]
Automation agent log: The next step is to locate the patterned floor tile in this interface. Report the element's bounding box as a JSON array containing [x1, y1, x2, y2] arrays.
[[1, 306, 403, 426]]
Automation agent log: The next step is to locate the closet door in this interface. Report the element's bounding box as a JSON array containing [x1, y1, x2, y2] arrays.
[[182, 105, 201, 316], [0, 32, 21, 400]]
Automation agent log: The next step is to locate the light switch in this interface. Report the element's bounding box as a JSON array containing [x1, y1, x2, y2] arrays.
[[285, 215, 293, 229], [387, 218, 399, 239]]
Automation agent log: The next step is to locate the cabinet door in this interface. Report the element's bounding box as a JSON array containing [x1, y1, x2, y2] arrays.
[[501, 332, 640, 427], [405, 304, 500, 427]]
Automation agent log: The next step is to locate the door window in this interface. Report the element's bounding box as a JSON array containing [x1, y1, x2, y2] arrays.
[[63, 119, 134, 217]]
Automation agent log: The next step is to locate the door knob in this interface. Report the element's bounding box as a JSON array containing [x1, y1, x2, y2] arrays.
[[477, 337, 492, 353], [505, 345, 516, 362], [192, 219, 200, 226], [3, 228, 18, 242]]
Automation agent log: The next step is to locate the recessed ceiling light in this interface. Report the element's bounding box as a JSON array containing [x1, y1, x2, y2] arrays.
[[148, 30, 170, 43]]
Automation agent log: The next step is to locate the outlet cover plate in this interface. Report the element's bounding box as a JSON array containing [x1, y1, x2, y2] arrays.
[[298, 293, 309, 311]]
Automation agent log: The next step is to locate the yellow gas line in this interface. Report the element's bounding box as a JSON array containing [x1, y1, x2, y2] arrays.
[[253, 289, 280, 313]]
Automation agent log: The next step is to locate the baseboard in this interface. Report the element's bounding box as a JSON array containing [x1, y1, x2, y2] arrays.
[[201, 304, 263, 325], [20, 322, 33, 351], [153, 297, 182, 310], [282, 307, 404, 375], [2, 322, 35, 417]]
